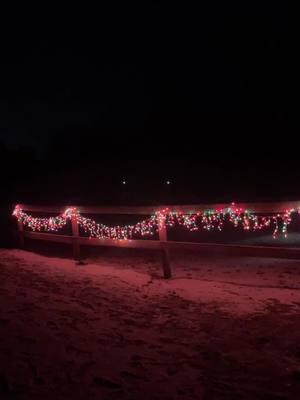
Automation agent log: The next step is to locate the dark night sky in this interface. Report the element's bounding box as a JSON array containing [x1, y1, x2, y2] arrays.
[[0, 3, 298, 204]]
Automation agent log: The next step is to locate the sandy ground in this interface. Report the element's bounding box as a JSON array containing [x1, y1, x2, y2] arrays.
[[1, 248, 300, 399]]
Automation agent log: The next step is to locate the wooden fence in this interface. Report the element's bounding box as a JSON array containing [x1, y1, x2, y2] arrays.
[[16, 202, 300, 278]]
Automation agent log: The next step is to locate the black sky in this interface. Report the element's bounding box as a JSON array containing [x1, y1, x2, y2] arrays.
[[0, 3, 298, 204]]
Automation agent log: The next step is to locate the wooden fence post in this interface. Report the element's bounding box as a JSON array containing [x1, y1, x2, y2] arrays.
[[17, 219, 25, 248], [158, 212, 172, 279], [71, 209, 80, 260]]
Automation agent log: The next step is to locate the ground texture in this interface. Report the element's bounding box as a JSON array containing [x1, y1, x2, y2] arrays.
[[1, 249, 300, 399]]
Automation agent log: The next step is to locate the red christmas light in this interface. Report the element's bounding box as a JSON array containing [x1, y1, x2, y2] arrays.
[[12, 205, 299, 240]]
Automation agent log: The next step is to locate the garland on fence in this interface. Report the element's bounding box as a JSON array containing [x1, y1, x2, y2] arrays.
[[13, 205, 298, 240]]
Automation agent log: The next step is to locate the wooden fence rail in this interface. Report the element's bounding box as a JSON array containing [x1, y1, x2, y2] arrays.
[[15, 202, 300, 278]]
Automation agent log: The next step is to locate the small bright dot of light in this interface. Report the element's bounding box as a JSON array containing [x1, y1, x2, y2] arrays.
[[166, 180, 171, 185], [122, 180, 126, 185]]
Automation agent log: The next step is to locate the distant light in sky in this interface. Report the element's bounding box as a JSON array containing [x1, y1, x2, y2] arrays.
[[166, 180, 171, 185], [122, 180, 127, 185]]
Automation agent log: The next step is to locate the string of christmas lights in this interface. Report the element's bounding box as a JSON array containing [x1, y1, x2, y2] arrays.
[[13, 205, 298, 241], [13, 206, 68, 232]]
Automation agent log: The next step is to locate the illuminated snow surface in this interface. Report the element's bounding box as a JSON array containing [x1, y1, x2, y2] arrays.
[[1, 249, 300, 399]]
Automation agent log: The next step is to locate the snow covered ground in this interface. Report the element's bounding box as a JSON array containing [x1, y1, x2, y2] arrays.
[[1, 248, 300, 399]]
